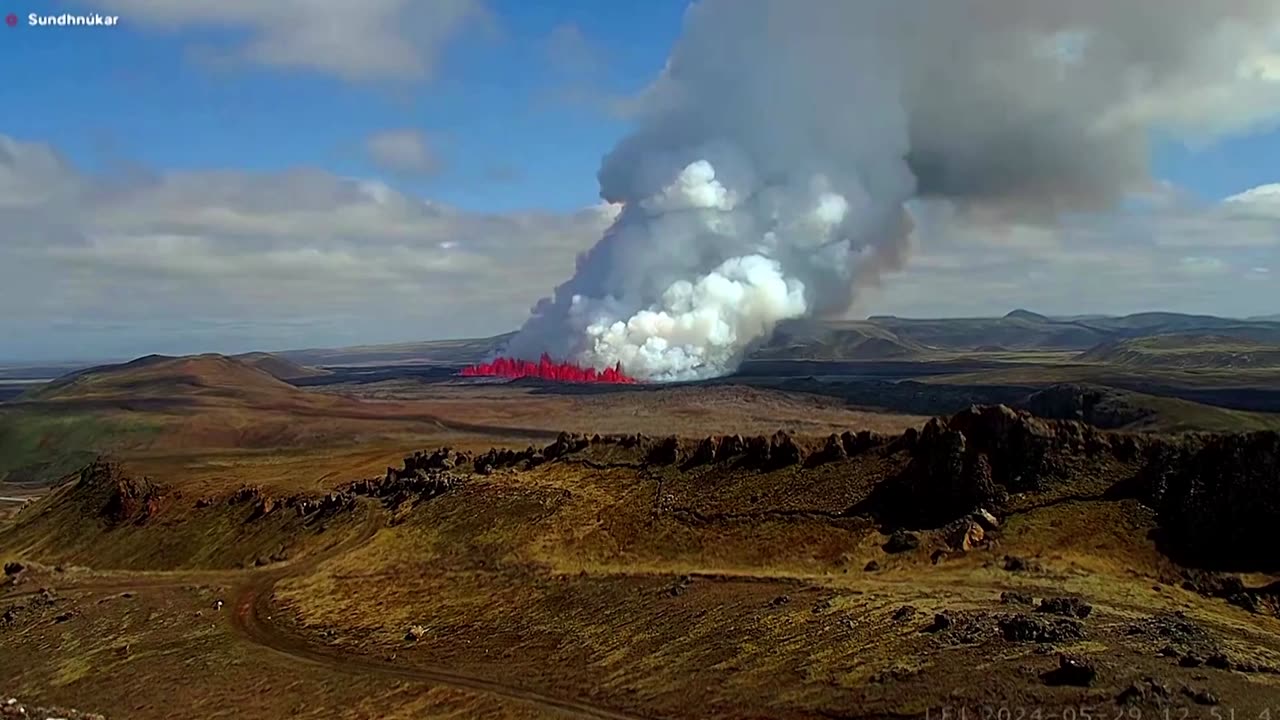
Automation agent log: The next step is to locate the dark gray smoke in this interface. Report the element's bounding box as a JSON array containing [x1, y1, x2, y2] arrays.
[[508, 0, 1280, 380]]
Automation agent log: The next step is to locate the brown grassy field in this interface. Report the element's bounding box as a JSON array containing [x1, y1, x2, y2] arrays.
[[2, 353, 1279, 719], [3, 405, 1279, 719], [0, 355, 926, 494]]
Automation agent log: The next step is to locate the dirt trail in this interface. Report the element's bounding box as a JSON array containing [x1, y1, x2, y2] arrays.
[[230, 580, 649, 720], [223, 508, 651, 719], [2, 509, 651, 720]]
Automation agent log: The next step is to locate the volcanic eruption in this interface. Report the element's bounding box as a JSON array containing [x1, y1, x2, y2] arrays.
[[484, 0, 1280, 383], [460, 354, 636, 384]]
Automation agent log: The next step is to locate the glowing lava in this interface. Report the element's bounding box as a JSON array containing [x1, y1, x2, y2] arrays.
[[459, 353, 637, 384]]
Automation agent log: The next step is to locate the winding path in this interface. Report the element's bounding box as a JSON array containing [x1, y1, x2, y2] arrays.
[[224, 511, 650, 718], [230, 579, 647, 720], [3, 509, 651, 720]]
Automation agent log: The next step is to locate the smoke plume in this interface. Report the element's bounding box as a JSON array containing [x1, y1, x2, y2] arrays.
[[507, 0, 1280, 381]]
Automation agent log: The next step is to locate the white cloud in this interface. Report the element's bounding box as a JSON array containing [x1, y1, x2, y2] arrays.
[[860, 190, 1280, 320], [3, 131, 1280, 360], [74, 0, 490, 81], [1224, 182, 1280, 221], [0, 134, 610, 360], [1225, 183, 1280, 204], [1178, 255, 1228, 274], [364, 129, 440, 176]]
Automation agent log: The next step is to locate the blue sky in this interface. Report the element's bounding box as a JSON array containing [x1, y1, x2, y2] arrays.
[[3, 0, 689, 212], [1, 0, 1269, 208], [0, 0, 1277, 363]]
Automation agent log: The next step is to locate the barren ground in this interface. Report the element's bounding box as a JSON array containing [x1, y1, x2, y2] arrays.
[[2, 353, 1279, 718]]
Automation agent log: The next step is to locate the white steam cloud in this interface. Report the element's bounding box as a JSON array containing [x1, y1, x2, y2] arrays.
[[507, 0, 1280, 381]]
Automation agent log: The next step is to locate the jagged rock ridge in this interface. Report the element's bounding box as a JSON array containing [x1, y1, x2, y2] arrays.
[[53, 405, 1280, 573]]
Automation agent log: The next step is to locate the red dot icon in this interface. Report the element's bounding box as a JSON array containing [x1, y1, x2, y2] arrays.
[[5, 14, 17, 28]]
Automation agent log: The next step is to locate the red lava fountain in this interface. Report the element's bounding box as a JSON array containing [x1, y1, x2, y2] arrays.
[[459, 353, 637, 384]]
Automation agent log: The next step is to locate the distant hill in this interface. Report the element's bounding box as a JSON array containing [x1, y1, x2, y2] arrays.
[[232, 352, 331, 381], [1064, 313, 1280, 342], [262, 312, 1280, 365], [1076, 334, 1280, 369], [750, 319, 924, 360], [1003, 308, 1048, 322], [852, 311, 1280, 355], [0, 353, 441, 486], [1020, 383, 1280, 433], [278, 333, 514, 367], [26, 312, 1271, 374], [864, 315, 1109, 351], [3, 354, 322, 485], [29, 354, 302, 402]]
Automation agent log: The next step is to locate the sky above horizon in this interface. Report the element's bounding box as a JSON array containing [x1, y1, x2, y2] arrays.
[[1, 0, 1277, 363]]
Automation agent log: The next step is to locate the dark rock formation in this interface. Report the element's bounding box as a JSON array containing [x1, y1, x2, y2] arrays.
[[75, 461, 163, 527], [925, 612, 953, 632], [543, 432, 590, 461], [841, 430, 887, 456], [806, 433, 847, 466], [1037, 596, 1093, 618], [883, 530, 919, 553], [742, 435, 772, 467], [869, 413, 1007, 526], [769, 432, 802, 468], [1022, 384, 1153, 429], [648, 436, 681, 466], [686, 436, 722, 467], [1000, 591, 1034, 606], [1142, 431, 1280, 570], [1042, 654, 1097, 687], [1116, 678, 1174, 706], [997, 613, 1085, 643]]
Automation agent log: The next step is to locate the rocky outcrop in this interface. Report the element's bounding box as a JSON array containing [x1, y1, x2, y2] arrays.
[[74, 460, 164, 527], [441, 404, 1273, 572], [896, 417, 1005, 525], [343, 470, 459, 509], [648, 436, 681, 465], [393, 447, 472, 477], [768, 432, 803, 468], [946, 404, 1071, 492], [807, 433, 847, 466], [473, 447, 543, 475], [219, 458, 462, 520], [1142, 431, 1280, 570], [686, 436, 722, 467], [542, 432, 591, 461], [57, 402, 1278, 577], [853, 404, 1159, 527], [1021, 383, 1153, 429]]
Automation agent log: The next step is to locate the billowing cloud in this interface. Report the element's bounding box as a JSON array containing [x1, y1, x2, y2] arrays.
[[506, 0, 1280, 379], [365, 130, 440, 176], [73, 0, 491, 81]]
